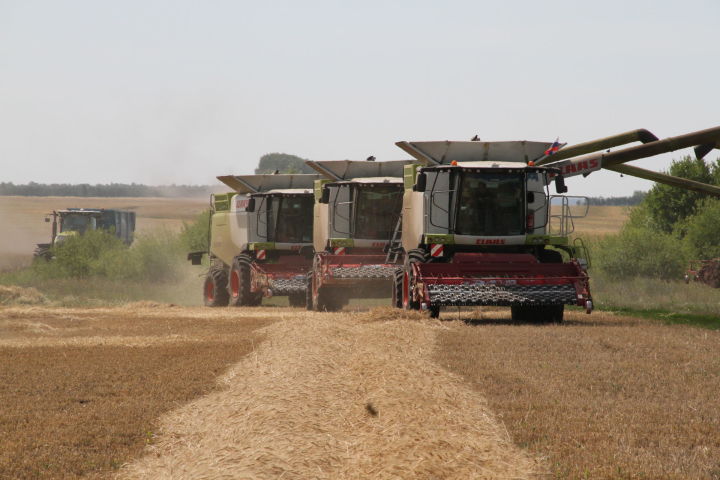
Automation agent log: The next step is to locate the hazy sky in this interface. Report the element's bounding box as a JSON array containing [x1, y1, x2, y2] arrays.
[[1, 0, 718, 196]]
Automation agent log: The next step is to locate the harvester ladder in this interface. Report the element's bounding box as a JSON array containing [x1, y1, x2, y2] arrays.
[[385, 212, 403, 264]]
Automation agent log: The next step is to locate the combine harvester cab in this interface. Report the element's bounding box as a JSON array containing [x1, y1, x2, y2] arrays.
[[192, 174, 323, 307], [395, 125, 720, 321], [305, 159, 415, 311]]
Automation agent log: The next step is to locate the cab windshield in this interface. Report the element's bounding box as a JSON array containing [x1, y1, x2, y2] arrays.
[[353, 184, 403, 239], [269, 195, 314, 243], [454, 172, 525, 236], [60, 214, 97, 234]]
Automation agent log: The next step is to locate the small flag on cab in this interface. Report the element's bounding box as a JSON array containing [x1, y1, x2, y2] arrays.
[[544, 137, 563, 156]]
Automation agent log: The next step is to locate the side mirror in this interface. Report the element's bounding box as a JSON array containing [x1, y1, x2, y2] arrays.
[[526, 192, 535, 203], [320, 187, 330, 204], [555, 175, 568, 194], [414, 172, 427, 192], [44, 217, 51, 223], [246, 198, 256, 212], [187, 251, 205, 265]]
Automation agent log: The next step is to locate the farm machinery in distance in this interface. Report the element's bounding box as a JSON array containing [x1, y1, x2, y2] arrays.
[[393, 125, 720, 321], [35, 208, 136, 259], [189, 174, 322, 307]]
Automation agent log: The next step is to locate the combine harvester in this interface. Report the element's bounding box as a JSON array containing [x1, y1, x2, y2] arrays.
[[304, 159, 414, 311], [35, 208, 135, 259], [189, 174, 322, 307], [394, 125, 720, 321]]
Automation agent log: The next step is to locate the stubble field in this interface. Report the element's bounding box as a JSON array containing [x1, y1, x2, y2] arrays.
[[2, 198, 718, 479], [2, 303, 718, 479]]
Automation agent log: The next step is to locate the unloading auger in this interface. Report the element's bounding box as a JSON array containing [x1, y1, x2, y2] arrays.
[[394, 126, 720, 320]]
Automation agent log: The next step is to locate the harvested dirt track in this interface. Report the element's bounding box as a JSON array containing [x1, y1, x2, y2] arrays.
[[119, 309, 538, 479]]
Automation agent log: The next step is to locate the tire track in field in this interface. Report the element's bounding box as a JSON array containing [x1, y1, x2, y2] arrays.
[[119, 310, 540, 479]]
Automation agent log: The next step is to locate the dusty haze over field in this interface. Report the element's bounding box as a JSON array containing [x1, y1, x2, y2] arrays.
[[1, 1, 719, 196]]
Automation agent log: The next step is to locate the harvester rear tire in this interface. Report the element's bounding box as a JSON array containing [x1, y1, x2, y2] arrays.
[[204, 267, 229, 307], [229, 255, 262, 307]]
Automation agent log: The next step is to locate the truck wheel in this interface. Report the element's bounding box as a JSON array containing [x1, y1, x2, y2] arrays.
[[229, 255, 262, 307], [204, 267, 229, 307]]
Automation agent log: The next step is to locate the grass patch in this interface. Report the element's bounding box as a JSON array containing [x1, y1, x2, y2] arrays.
[[589, 271, 720, 317], [598, 306, 720, 330]]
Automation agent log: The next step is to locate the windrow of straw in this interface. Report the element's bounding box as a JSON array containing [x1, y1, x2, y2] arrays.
[[118, 310, 541, 479]]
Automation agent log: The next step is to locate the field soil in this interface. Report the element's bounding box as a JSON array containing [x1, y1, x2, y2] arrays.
[[0, 196, 207, 270], [0, 303, 272, 479], [437, 308, 720, 479], [2, 303, 719, 479]]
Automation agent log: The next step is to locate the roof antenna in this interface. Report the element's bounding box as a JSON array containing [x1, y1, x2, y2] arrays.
[[471, 135, 480, 141], [366, 156, 376, 161]]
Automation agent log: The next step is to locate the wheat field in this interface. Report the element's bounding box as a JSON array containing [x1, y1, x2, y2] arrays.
[[2, 300, 718, 479], [4, 198, 715, 479]]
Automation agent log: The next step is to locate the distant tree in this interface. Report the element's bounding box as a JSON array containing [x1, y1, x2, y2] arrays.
[[643, 156, 720, 234], [684, 198, 720, 259], [588, 191, 646, 206], [254, 153, 315, 174]]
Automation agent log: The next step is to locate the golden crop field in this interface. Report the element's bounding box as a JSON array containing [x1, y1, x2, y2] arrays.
[[2, 299, 718, 479]]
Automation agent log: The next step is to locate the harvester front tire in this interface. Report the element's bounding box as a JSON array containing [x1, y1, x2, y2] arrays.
[[229, 255, 262, 307], [204, 268, 229, 307], [305, 272, 314, 310], [402, 249, 427, 311], [511, 304, 564, 323], [315, 287, 342, 312], [288, 293, 305, 307], [392, 268, 403, 308]]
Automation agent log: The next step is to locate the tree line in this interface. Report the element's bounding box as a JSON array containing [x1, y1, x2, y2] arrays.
[[593, 155, 720, 279], [587, 191, 646, 206], [0, 182, 214, 197]]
